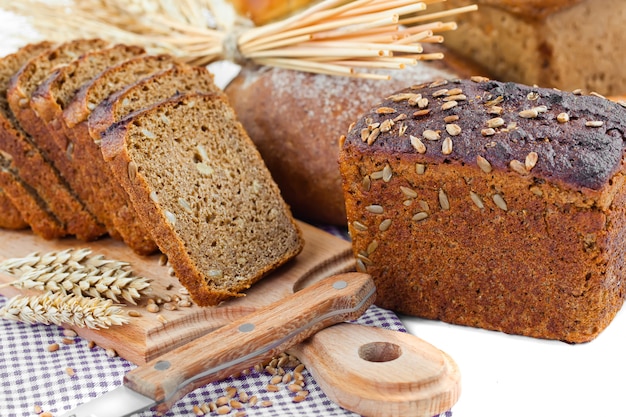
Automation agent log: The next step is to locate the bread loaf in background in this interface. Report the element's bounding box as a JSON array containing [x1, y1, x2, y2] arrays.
[[429, 0, 626, 96], [339, 77, 626, 343], [225, 46, 488, 225]]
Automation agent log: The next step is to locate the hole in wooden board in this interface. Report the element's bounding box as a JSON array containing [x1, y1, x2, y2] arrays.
[[358, 342, 402, 362]]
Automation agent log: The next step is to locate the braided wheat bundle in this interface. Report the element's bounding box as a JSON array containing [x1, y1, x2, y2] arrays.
[[0, 0, 476, 79]]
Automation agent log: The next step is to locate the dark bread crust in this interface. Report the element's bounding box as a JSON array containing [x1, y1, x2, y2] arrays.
[[340, 78, 626, 343]]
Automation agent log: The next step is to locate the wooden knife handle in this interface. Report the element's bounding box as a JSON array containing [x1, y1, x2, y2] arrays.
[[123, 272, 375, 413]]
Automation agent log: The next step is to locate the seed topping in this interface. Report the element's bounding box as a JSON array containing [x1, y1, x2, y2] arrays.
[[469, 191, 484, 209], [444, 115, 459, 123], [412, 212, 428, 221], [492, 194, 508, 211], [382, 164, 392, 182], [441, 100, 458, 110], [518, 109, 539, 119], [557, 112, 570, 123], [445, 124, 462, 136], [509, 159, 528, 175], [400, 186, 418, 198], [442, 137, 453, 155], [476, 155, 492, 173], [365, 204, 384, 214], [438, 188, 450, 210], [525, 152, 539, 170], [127, 161, 138, 181], [486, 117, 505, 128], [471, 75, 490, 83], [376, 107, 397, 114], [585, 120, 604, 127], [380, 119, 394, 133], [481, 128, 496, 136], [379, 219, 392, 231], [422, 129, 440, 141]]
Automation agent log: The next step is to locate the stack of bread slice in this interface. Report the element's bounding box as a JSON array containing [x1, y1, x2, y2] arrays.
[[0, 39, 303, 305]]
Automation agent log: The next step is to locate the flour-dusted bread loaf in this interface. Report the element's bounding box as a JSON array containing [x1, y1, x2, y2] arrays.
[[101, 93, 304, 306], [6, 38, 108, 240], [226, 50, 488, 225], [29, 43, 145, 243], [430, 0, 626, 96], [339, 77, 626, 343], [0, 41, 96, 240]]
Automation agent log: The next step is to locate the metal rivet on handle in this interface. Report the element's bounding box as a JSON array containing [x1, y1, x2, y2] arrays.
[[333, 280, 348, 290], [154, 360, 171, 371], [239, 323, 255, 333]]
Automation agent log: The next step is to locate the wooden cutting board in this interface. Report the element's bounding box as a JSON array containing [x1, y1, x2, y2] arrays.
[[0, 220, 356, 365]]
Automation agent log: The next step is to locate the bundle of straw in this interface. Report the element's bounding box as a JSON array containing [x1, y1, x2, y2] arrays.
[[0, 0, 477, 79]]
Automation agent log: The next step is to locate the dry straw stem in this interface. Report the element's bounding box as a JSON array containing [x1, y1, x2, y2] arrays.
[[0, 0, 477, 78], [0, 292, 129, 329], [0, 248, 152, 305]]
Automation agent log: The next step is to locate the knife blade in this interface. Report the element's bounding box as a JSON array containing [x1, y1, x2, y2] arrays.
[[59, 272, 375, 416]]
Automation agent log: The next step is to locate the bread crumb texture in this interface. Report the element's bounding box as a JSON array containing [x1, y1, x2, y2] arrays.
[[340, 78, 626, 343], [103, 93, 303, 306]]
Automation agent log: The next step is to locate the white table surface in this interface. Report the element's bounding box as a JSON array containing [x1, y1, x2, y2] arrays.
[[401, 307, 625, 417]]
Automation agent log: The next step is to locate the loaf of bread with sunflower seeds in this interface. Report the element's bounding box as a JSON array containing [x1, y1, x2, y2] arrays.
[[339, 77, 626, 343]]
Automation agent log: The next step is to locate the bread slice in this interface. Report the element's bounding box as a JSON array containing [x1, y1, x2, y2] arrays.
[[101, 93, 304, 306], [0, 150, 64, 237], [6, 38, 108, 240], [29, 44, 153, 252], [0, 41, 89, 239], [57, 54, 178, 255], [0, 41, 55, 234], [88, 64, 223, 141], [0, 188, 28, 230]]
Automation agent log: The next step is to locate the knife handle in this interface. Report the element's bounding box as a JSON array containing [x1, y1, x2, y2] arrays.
[[123, 272, 375, 413]]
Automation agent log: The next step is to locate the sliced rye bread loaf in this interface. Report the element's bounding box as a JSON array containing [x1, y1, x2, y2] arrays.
[[88, 63, 223, 140], [58, 54, 178, 255], [0, 41, 53, 233], [101, 93, 304, 306], [0, 187, 28, 230], [0, 41, 80, 239], [0, 149, 64, 236], [6, 38, 108, 240], [29, 44, 151, 251]]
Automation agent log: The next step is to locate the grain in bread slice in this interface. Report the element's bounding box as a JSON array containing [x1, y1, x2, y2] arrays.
[[6, 38, 108, 240], [29, 44, 153, 251], [101, 92, 304, 306]]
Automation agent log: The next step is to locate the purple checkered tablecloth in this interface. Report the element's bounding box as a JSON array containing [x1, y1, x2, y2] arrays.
[[0, 297, 451, 417]]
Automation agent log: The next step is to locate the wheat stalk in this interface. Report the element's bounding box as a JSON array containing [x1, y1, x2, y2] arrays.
[[0, 0, 477, 78], [0, 248, 126, 275], [0, 248, 152, 305], [0, 292, 129, 329]]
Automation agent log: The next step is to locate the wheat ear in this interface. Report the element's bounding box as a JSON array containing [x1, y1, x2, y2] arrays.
[[0, 249, 152, 305], [0, 293, 129, 329]]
